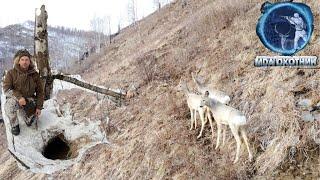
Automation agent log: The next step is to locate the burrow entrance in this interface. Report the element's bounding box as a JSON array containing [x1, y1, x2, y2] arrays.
[[42, 133, 78, 160]]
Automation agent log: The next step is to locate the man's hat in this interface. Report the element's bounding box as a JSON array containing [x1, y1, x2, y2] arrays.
[[14, 49, 32, 60]]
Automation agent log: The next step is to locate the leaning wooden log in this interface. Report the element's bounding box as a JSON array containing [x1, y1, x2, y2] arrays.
[[8, 149, 30, 169], [51, 74, 126, 100]]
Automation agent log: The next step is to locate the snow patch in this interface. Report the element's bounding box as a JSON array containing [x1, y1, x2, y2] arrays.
[[1, 75, 109, 174]]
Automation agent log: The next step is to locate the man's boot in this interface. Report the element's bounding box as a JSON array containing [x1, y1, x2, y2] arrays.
[[11, 125, 20, 136]]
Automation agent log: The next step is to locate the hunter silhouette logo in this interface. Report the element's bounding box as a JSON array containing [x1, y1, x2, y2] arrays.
[[256, 2, 314, 55]]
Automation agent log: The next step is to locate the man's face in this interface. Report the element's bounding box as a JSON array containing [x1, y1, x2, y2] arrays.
[[19, 56, 31, 70]]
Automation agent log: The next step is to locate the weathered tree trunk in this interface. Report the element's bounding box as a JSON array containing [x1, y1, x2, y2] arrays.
[[34, 5, 126, 104], [34, 5, 52, 100]]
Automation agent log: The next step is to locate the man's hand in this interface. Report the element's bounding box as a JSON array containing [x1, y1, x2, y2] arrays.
[[18, 97, 26, 106], [35, 108, 41, 117]]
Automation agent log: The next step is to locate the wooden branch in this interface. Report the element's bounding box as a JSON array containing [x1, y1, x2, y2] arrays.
[[52, 74, 126, 100], [8, 149, 30, 169]]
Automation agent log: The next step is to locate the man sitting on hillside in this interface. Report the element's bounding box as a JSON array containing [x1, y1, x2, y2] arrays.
[[3, 49, 44, 136]]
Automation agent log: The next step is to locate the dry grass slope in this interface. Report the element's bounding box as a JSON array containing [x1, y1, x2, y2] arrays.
[[0, 0, 319, 179]]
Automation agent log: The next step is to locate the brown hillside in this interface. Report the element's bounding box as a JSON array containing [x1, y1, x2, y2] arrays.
[[0, 0, 319, 179]]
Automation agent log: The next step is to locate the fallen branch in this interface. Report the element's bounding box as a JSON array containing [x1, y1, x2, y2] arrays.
[[51, 74, 126, 103], [8, 149, 30, 169]]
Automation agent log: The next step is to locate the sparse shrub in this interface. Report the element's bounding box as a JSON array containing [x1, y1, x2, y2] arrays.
[[136, 53, 158, 84]]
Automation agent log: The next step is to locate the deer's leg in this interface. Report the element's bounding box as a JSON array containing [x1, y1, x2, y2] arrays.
[[230, 125, 242, 163], [207, 111, 214, 140], [204, 108, 208, 125], [241, 127, 253, 161], [215, 122, 222, 149], [197, 108, 205, 139], [194, 110, 197, 129], [222, 125, 226, 147], [190, 108, 194, 130]]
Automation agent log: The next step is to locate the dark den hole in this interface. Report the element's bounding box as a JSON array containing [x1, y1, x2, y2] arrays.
[[42, 134, 71, 160]]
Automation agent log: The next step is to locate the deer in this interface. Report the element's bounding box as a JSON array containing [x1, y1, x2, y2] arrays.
[[200, 91, 253, 163], [177, 80, 214, 139], [189, 72, 231, 138], [191, 72, 230, 104]]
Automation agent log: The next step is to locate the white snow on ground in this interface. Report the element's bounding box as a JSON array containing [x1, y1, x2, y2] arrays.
[[1, 75, 109, 174]]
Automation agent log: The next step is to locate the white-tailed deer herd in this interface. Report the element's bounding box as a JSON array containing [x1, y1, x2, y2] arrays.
[[177, 72, 253, 163]]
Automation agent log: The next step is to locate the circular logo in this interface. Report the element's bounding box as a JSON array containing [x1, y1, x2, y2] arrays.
[[256, 2, 314, 55]]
